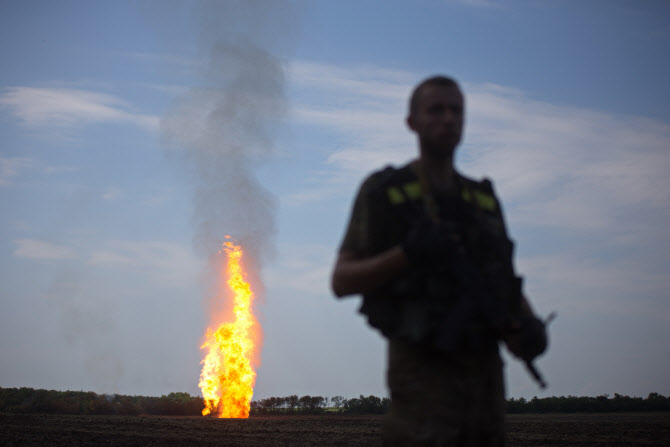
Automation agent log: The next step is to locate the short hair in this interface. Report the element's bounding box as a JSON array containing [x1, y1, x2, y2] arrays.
[[408, 75, 462, 117]]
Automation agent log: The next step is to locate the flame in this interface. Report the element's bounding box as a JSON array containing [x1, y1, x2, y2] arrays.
[[199, 237, 258, 418]]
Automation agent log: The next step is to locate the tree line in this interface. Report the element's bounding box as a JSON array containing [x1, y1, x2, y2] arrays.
[[0, 388, 203, 416], [506, 393, 670, 413], [250, 394, 390, 415], [1, 387, 668, 416]]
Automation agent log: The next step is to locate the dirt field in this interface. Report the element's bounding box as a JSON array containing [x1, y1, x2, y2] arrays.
[[1, 412, 669, 446]]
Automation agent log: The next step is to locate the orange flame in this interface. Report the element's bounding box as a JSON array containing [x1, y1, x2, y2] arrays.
[[199, 237, 258, 418]]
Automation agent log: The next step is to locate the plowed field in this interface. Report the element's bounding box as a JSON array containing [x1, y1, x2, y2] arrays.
[[1, 412, 668, 446]]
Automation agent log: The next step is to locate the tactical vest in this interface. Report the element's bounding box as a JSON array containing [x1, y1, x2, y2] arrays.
[[359, 163, 520, 352]]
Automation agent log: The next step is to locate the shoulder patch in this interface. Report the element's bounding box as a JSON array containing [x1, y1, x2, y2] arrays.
[[460, 176, 498, 212], [386, 180, 421, 204], [473, 190, 497, 211], [403, 181, 421, 200], [387, 186, 404, 204]]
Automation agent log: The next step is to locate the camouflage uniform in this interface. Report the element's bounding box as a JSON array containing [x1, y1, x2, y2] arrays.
[[339, 161, 513, 446]]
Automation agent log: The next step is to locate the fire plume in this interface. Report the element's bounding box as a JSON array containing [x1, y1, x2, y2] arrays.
[[199, 237, 258, 418]]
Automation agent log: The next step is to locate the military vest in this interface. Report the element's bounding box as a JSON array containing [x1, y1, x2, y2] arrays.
[[359, 162, 520, 351]]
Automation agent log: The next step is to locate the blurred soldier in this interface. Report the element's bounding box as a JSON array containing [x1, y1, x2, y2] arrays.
[[331, 76, 546, 446]]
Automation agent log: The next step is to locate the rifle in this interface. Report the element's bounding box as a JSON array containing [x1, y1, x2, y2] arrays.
[[400, 161, 552, 388], [425, 222, 553, 388]]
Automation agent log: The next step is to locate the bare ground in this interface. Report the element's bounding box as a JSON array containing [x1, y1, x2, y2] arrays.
[[1, 412, 668, 446]]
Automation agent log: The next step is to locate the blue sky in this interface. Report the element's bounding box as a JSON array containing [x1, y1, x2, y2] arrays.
[[1, 0, 669, 402]]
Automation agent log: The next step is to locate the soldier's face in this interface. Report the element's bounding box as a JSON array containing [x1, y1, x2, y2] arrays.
[[407, 84, 464, 158]]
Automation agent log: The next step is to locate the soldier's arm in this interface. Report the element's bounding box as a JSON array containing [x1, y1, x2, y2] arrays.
[[331, 246, 409, 297], [482, 180, 542, 355], [503, 295, 537, 357]]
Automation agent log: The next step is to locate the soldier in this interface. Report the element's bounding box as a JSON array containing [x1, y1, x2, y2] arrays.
[[331, 76, 546, 446]]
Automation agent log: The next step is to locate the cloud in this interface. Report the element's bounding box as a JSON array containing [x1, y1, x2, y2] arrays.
[[129, 51, 195, 71], [461, 84, 670, 235], [14, 239, 77, 260], [265, 243, 334, 296], [518, 251, 669, 322], [1, 157, 81, 186], [0, 157, 32, 186], [102, 187, 123, 201], [287, 62, 670, 236], [0, 87, 159, 132], [44, 165, 78, 174], [88, 240, 200, 286], [12, 237, 198, 286], [286, 61, 417, 197], [291, 60, 415, 101]]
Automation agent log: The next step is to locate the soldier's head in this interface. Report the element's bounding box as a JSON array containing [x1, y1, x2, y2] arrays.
[[407, 76, 464, 159]]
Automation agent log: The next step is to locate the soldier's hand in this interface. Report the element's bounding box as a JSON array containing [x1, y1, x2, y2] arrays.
[[505, 315, 548, 361], [402, 218, 460, 267]]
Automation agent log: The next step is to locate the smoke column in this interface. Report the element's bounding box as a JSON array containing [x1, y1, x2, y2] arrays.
[[162, 0, 294, 267]]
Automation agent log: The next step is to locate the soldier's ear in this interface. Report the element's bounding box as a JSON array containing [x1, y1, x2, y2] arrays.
[[406, 115, 416, 132]]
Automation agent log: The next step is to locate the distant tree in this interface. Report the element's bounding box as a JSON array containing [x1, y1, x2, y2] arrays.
[[343, 396, 361, 413], [310, 396, 326, 412], [258, 397, 273, 413], [287, 395, 299, 412], [331, 395, 345, 410], [298, 395, 312, 412]]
